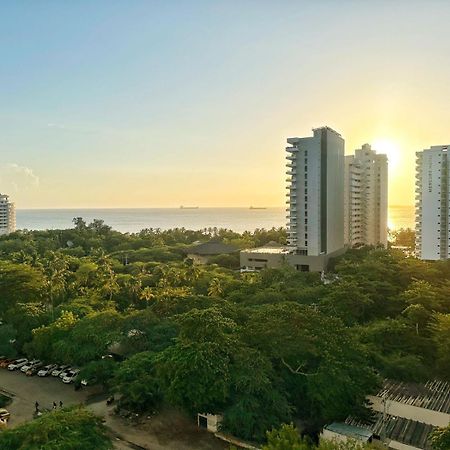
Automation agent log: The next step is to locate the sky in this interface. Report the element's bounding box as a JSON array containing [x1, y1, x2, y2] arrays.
[[1, 1, 450, 209]]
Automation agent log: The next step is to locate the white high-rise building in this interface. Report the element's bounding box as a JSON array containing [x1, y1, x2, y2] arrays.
[[344, 144, 388, 247], [415, 146, 450, 260], [0, 194, 16, 235], [285, 126, 345, 271]]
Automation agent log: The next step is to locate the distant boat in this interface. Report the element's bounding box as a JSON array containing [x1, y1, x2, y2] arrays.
[[180, 206, 199, 209], [249, 206, 267, 210]]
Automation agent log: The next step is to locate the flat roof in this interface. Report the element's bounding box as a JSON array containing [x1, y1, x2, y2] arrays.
[[241, 247, 291, 254], [324, 423, 372, 441]]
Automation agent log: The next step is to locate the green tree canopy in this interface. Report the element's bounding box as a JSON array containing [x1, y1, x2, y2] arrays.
[[0, 407, 112, 450]]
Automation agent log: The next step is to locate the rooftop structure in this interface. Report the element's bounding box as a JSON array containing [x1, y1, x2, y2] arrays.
[[374, 379, 450, 415], [322, 422, 373, 443], [186, 239, 238, 265]]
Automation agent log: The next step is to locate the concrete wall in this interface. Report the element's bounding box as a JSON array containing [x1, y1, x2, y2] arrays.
[[197, 414, 222, 433], [368, 395, 450, 427], [387, 440, 422, 450], [321, 429, 349, 443], [240, 247, 346, 273], [239, 250, 285, 270]]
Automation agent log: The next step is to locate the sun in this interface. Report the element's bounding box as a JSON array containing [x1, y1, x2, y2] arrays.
[[372, 139, 400, 169]]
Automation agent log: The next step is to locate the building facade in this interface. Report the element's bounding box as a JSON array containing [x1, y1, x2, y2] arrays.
[[0, 194, 16, 236], [344, 144, 388, 247], [415, 146, 450, 260]]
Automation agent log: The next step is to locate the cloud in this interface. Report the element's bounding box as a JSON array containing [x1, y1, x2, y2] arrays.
[[0, 163, 40, 193], [47, 122, 66, 130]]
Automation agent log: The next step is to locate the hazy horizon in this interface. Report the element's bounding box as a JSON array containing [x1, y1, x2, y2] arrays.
[[2, 1, 450, 208]]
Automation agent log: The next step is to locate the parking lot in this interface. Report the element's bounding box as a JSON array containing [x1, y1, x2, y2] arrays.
[[0, 367, 92, 427], [0, 360, 228, 449]]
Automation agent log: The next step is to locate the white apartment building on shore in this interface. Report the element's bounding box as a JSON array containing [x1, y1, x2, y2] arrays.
[[415, 146, 450, 260], [0, 194, 16, 235], [344, 144, 388, 247]]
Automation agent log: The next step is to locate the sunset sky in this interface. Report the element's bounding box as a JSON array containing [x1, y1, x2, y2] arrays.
[[1, 1, 450, 208]]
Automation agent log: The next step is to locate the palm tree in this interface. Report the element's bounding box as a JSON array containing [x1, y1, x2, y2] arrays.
[[207, 278, 223, 297]]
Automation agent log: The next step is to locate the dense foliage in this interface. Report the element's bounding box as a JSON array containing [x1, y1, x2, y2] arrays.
[[0, 222, 449, 443], [0, 407, 112, 449]]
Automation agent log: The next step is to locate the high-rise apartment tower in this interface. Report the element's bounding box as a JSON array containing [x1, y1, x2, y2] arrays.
[[0, 194, 16, 235], [285, 127, 345, 271], [344, 144, 388, 247], [415, 146, 450, 260]]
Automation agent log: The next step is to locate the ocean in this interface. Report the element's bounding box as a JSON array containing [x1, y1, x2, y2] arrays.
[[15, 206, 415, 234]]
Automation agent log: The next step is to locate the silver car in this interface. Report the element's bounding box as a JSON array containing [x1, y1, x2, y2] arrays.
[[37, 364, 58, 377], [51, 365, 70, 377], [21, 360, 41, 373]]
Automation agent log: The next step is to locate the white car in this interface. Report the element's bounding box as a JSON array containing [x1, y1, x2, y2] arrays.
[[37, 364, 57, 377], [51, 365, 70, 377], [59, 367, 73, 379], [20, 360, 41, 373], [8, 358, 28, 371], [62, 369, 80, 384]]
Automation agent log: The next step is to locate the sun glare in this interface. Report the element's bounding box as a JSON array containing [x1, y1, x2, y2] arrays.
[[372, 139, 400, 169]]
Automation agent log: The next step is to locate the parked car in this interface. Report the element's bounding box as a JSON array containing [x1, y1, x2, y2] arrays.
[[26, 362, 44, 376], [81, 376, 97, 387], [59, 367, 73, 379], [8, 358, 28, 371], [51, 365, 70, 377], [21, 360, 41, 373], [62, 369, 80, 384], [0, 409, 10, 422], [0, 359, 14, 368], [37, 364, 57, 377]]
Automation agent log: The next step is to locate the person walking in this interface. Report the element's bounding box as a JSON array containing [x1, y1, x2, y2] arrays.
[[34, 401, 39, 412], [52, 401, 57, 410], [59, 400, 63, 408]]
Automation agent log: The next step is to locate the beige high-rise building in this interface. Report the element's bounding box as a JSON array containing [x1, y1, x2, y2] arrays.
[[0, 194, 16, 235], [344, 144, 388, 247]]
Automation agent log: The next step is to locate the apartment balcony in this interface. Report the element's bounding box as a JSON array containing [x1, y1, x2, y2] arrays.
[[286, 170, 297, 176], [286, 155, 296, 161], [286, 162, 296, 169]]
